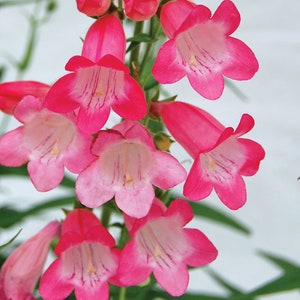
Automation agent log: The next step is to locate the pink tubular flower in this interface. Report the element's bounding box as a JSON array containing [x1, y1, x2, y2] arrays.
[[0, 95, 95, 192], [39, 209, 120, 300], [76, 120, 187, 218], [117, 199, 218, 296], [0, 80, 50, 114], [152, 0, 259, 100], [44, 14, 147, 134], [152, 101, 265, 209], [124, 0, 160, 21], [76, 0, 111, 16], [0, 221, 61, 300]]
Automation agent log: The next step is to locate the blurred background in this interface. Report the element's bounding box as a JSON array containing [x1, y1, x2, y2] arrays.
[[0, 0, 299, 299]]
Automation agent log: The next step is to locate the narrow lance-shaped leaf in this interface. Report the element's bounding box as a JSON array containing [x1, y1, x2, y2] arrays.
[[170, 194, 250, 235], [247, 252, 300, 297], [0, 229, 22, 250], [0, 196, 75, 228]]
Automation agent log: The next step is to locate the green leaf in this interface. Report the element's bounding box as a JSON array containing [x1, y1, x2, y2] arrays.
[[258, 250, 300, 272], [188, 201, 251, 235], [207, 269, 245, 296], [0, 65, 5, 81], [246, 251, 300, 297], [0, 196, 74, 228], [249, 270, 300, 296], [127, 33, 157, 43], [149, 290, 229, 300], [0, 229, 22, 250]]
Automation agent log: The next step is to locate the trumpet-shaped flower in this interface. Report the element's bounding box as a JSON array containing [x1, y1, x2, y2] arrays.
[[153, 101, 265, 209], [0, 221, 61, 300], [0, 80, 50, 114], [76, 121, 187, 218], [76, 0, 111, 16], [152, 0, 259, 100], [39, 209, 120, 300], [117, 199, 218, 296], [0, 95, 95, 192], [44, 14, 147, 134], [124, 0, 160, 21]]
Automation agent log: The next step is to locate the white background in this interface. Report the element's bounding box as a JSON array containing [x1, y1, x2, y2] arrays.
[[0, 0, 299, 299]]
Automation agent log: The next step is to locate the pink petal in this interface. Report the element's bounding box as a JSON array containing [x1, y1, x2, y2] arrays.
[[113, 121, 155, 150], [44, 73, 80, 113], [82, 15, 126, 63], [151, 151, 187, 189], [165, 199, 193, 226], [154, 262, 189, 296], [175, 4, 212, 36], [0, 127, 29, 167], [214, 174, 246, 209], [222, 37, 259, 80], [123, 121, 151, 143], [184, 228, 218, 267], [64, 133, 95, 173], [124, 0, 159, 21], [76, 105, 110, 134], [97, 54, 129, 73], [159, 101, 224, 157], [160, 0, 196, 38], [239, 138, 265, 176], [152, 39, 186, 84], [115, 182, 155, 218], [234, 113, 255, 137], [0, 81, 50, 114], [76, 161, 114, 208], [91, 130, 124, 156], [60, 209, 102, 237], [65, 55, 95, 72], [14, 95, 42, 123], [183, 156, 214, 200], [27, 159, 65, 192], [75, 283, 109, 300], [187, 68, 225, 100], [117, 240, 152, 285], [76, 0, 111, 17], [39, 259, 74, 300], [111, 74, 147, 121], [212, 0, 240, 35]]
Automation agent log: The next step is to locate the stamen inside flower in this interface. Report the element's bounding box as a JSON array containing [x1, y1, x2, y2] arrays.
[[200, 137, 245, 182], [61, 242, 117, 287], [75, 65, 125, 109], [136, 218, 191, 269], [24, 113, 75, 160], [100, 141, 153, 186], [176, 22, 226, 73]]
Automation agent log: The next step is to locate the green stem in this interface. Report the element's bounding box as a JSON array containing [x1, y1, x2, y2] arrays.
[[119, 287, 126, 300], [140, 16, 162, 73], [101, 205, 112, 228], [129, 21, 144, 75]]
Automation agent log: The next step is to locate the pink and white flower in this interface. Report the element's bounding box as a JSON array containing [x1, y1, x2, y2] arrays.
[[39, 209, 120, 300], [0, 95, 95, 192], [117, 199, 218, 296], [76, 120, 187, 218], [153, 101, 265, 209], [0, 221, 61, 300], [44, 14, 147, 134], [152, 0, 259, 100]]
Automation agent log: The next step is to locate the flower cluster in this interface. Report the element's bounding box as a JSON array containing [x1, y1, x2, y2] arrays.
[[0, 0, 265, 299]]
